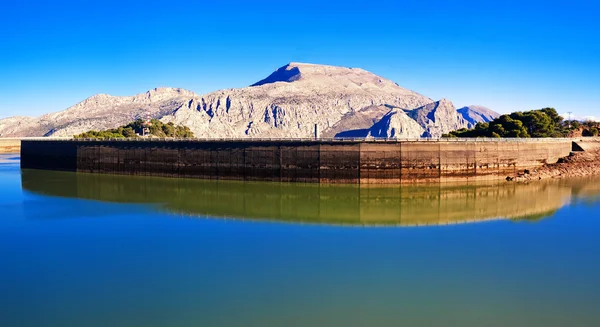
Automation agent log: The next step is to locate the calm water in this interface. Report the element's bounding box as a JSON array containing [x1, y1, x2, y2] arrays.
[[1, 153, 600, 327]]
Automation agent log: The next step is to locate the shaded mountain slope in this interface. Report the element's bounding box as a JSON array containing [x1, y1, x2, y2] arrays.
[[367, 109, 424, 138], [458, 105, 500, 128], [320, 105, 393, 138], [406, 98, 469, 137]]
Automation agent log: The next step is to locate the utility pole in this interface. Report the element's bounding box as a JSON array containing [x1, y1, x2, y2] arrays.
[[568, 112, 573, 129]]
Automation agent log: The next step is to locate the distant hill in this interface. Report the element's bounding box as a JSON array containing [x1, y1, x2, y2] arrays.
[[0, 63, 498, 139], [457, 105, 500, 128], [0, 88, 196, 138]]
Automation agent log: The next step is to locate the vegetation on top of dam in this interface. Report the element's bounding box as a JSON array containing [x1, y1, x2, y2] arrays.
[[445, 107, 600, 138], [74, 119, 194, 139]]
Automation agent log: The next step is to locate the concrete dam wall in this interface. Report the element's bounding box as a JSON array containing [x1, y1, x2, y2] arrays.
[[21, 139, 573, 183]]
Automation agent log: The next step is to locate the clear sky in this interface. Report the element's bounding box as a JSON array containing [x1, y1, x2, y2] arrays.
[[1, 0, 599, 119]]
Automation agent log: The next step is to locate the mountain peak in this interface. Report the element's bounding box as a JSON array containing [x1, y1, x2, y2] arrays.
[[457, 105, 500, 127], [457, 105, 498, 115], [251, 62, 422, 97], [286, 62, 318, 67], [252, 62, 377, 87], [251, 63, 303, 86]]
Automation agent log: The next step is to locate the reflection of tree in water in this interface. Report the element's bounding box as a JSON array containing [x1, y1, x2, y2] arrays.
[[21, 169, 600, 226], [510, 210, 559, 223]]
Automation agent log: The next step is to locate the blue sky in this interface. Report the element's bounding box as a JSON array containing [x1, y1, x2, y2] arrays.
[[1, 0, 599, 119]]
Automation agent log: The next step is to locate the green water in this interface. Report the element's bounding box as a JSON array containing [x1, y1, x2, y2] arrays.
[[1, 154, 600, 326]]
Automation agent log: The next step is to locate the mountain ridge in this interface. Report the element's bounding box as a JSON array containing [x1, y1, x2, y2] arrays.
[[0, 63, 499, 138]]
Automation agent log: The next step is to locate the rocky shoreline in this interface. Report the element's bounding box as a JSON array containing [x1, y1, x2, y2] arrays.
[[510, 148, 600, 182]]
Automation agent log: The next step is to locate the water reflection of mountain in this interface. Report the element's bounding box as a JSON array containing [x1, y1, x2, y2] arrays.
[[20, 169, 600, 226]]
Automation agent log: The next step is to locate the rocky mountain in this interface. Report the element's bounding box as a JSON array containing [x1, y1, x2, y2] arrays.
[[0, 88, 196, 137], [0, 62, 498, 139], [320, 105, 392, 138], [367, 108, 424, 138], [403, 98, 468, 138], [160, 63, 434, 138], [457, 105, 500, 128]]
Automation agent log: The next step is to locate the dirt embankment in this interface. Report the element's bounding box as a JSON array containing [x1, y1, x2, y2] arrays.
[[0, 147, 20, 153], [0, 139, 20, 153], [510, 148, 600, 182]]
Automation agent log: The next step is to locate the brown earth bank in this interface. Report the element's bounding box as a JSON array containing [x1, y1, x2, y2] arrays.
[[510, 148, 600, 182], [0, 147, 20, 153], [0, 139, 20, 153]]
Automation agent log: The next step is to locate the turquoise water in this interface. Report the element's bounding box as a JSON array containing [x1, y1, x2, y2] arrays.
[[1, 154, 600, 327]]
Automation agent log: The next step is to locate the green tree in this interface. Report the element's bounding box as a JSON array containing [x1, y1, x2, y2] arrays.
[[540, 107, 563, 126], [162, 123, 175, 137], [74, 119, 194, 139], [490, 123, 506, 137], [122, 127, 136, 138], [497, 115, 529, 137], [518, 111, 552, 137], [568, 120, 581, 130], [448, 107, 564, 138]]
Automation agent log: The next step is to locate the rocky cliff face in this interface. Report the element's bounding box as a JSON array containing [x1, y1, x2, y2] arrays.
[[0, 116, 47, 137], [161, 63, 433, 138], [0, 63, 498, 138], [320, 105, 392, 138], [367, 109, 424, 139], [406, 98, 469, 137]]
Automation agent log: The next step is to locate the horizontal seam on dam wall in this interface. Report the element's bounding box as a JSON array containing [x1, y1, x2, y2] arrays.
[[20, 140, 573, 184]]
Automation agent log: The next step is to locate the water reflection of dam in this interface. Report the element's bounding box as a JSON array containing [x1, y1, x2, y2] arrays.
[[21, 169, 598, 226]]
